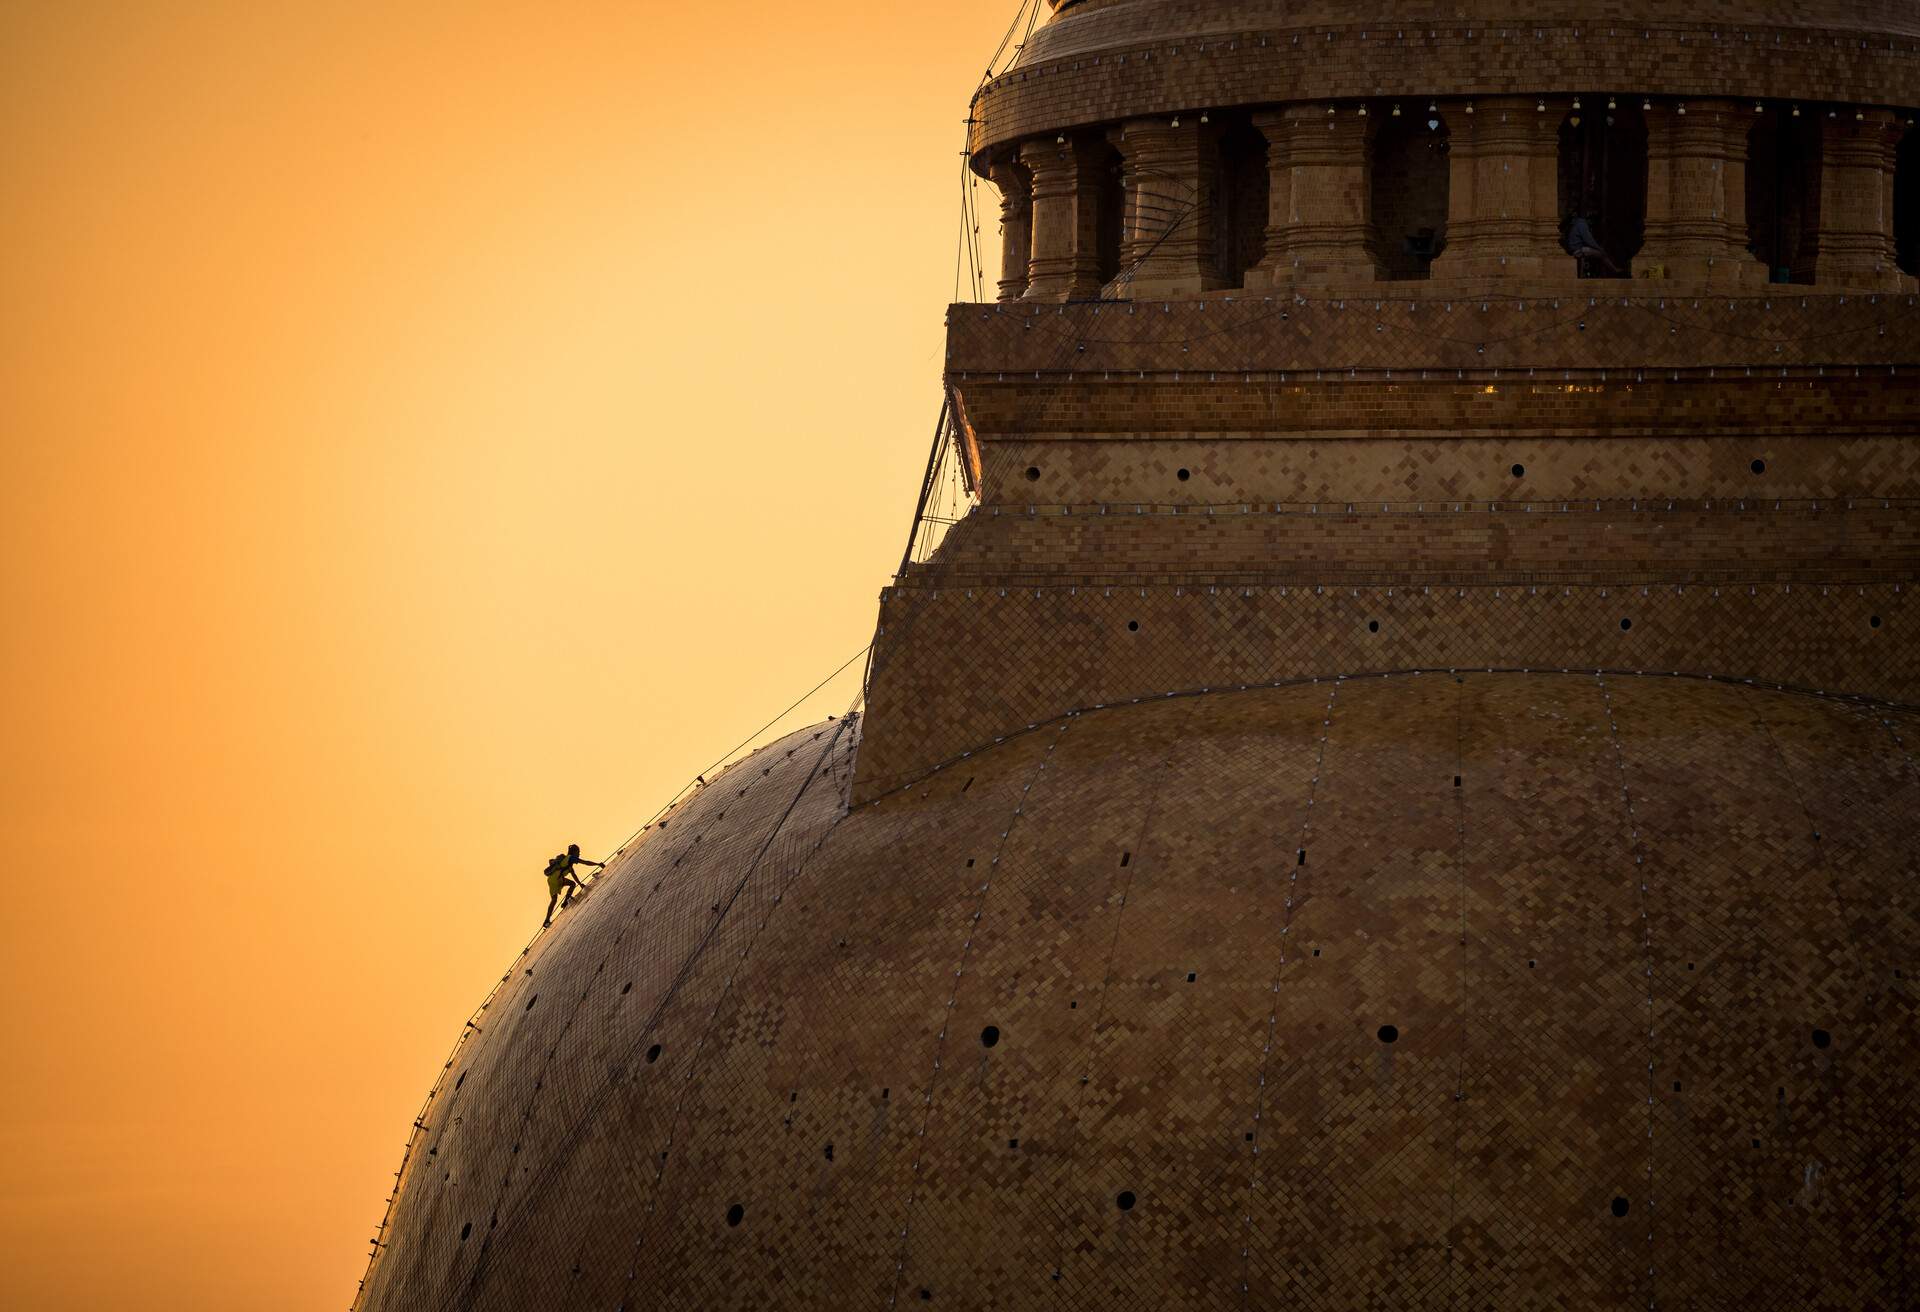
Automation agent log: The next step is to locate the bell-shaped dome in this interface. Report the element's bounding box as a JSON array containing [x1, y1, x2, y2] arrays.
[[355, 677, 1917, 1309]]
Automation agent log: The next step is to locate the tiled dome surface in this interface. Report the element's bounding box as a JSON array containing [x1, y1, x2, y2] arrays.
[[357, 674, 1916, 1310]]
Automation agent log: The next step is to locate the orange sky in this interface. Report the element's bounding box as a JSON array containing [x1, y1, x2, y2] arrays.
[[0, 2, 1023, 1305]]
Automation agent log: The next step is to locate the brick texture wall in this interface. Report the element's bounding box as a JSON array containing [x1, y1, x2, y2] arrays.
[[852, 285, 1920, 797]]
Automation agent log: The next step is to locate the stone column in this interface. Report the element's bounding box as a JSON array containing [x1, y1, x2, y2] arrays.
[[988, 157, 1032, 302], [1242, 109, 1294, 289], [1244, 104, 1382, 285], [1069, 138, 1112, 297], [1431, 97, 1564, 279], [1113, 116, 1221, 299], [1019, 137, 1104, 301], [1639, 100, 1762, 284], [1811, 110, 1913, 291]]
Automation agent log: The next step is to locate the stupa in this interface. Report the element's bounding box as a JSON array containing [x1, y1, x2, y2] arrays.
[[356, 1, 1919, 1306]]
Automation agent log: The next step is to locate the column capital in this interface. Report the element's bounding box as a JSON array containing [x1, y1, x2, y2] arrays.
[[1453, 97, 1560, 153], [1016, 136, 1078, 188], [1645, 98, 1747, 148], [1117, 114, 1208, 161]]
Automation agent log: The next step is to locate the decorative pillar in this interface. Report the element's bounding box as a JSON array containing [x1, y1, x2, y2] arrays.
[[1430, 97, 1564, 279], [1019, 137, 1104, 301], [1242, 109, 1293, 289], [1639, 100, 1762, 284], [988, 157, 1032, 302], [1241, 104, 1382, 285], [1811, 109, 1913, 291], [1112, 116, 1221, 299]]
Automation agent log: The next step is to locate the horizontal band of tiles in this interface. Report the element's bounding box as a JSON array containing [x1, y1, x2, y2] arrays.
[[856, 579, 1912, 798], [945, 294, 1920, 376], [973, 22, 1920, 158], [903, 512, 1919, 590]]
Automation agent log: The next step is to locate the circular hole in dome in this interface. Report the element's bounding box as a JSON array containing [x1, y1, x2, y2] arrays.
[[621, 981, 632, 995], [1611, 1196, 1630, 1218], [1127, 620, 1140, 632], [1511, 463, 1525, 478], [1368, 620, 1380, 633], [1116, 1190, 1136, 1211], [646, 1044, 662, 1064], [1751, 458, 1766, 474], [1377, 1024, 1399, 1044], [525, 994, 538, 1012], [1176, 468, 1191, 481], [1871, 615, 1882, 628], [1025, 466, 1040, 481], [980, 1025, 1000, 1048], [725, 1203, 745, 1227], [920, 1290, 933, 1301], [460, 1222, 472, 1241], [1812, 1028, 1832, 1049], [1620, 618, 1633, 631]]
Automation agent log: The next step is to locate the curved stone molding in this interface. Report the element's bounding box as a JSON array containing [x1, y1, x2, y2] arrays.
[[973, 24, 1920, 162]]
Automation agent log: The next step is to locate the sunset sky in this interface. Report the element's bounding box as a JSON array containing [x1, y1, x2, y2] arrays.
[[0, 1, 1022, 1304]]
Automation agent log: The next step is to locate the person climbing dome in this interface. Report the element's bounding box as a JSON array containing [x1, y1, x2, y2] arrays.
[[1563, 211, 1620, 275], [540, 844, 605, 928], [560, 842, 605, 884]]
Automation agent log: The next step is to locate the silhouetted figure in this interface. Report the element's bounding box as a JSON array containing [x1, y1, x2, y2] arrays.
[[542, 843, 607, 927], [563, 843, 605, 880], [1564, 212, 1621, 275]]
